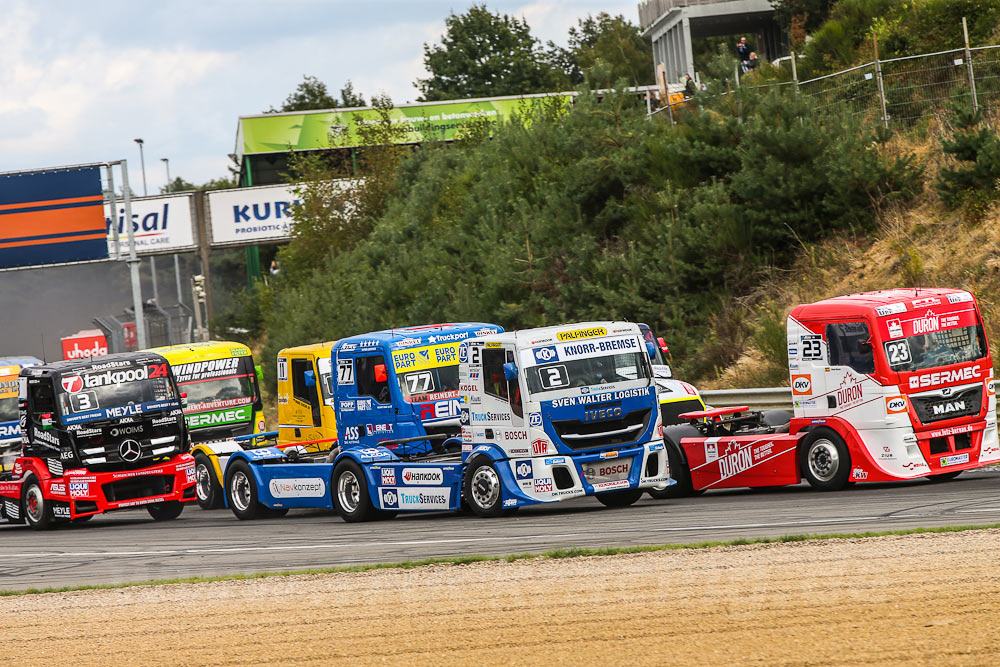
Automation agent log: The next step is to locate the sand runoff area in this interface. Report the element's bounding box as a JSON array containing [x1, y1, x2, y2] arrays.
[[2, 529, 999, 665]]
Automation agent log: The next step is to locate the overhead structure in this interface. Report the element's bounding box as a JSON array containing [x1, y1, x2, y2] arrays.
[[638, 0, 785, 84]]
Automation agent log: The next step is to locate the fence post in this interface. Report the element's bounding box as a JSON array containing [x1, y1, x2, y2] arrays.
[[963, 16, 979, 113], [873, 31, 889, 129], [734, 62, 740, 88], [791, 49, 799, 91]]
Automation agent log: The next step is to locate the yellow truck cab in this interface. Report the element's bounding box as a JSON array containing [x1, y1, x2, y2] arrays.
[[276, 341, 337, 450], [150, 341, 265, 509]]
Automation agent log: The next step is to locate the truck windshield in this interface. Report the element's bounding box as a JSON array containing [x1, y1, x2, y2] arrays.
[[58, 372, 178, 417], [883, 325, 988, 373], [175, 356, 258, 413], [0, 395, 16, 422], [397, 365, 460, 403], [526, 351, 652, 395]]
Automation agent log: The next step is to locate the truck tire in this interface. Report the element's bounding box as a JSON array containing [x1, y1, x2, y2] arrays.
[[22, 476, 54, 531], [799, 429, 851, 491], [194, 453, 223, 510], [332, 459, 383, 523], [648, 425, 703, 499], [226, 459, 270, 520], [147, 501, 184, 521], [595, 488, 643, 508], [463, 457, 508, 518]]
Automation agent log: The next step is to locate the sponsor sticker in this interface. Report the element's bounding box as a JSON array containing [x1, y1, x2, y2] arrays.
[[533, 346, 558, 363], [533, 477, 554, 493], [556, 327, 607, 342], [947, 292, 974, 304], [876, 303, 907, 317], [528, 412, 542, 427], [381, 468, 396, 486], [268, 478, 326, 498], [940, 452, 970, 467], [401, 468, 444, 485], [885, 396, 908, 414], [887, 319, 903, 339], [791, 374, 812, 396], [515, 461, 532, 480]]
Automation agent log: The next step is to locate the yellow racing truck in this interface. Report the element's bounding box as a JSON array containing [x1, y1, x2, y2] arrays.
[[151, 341, 265, 509], [275, 341, 337, 448]]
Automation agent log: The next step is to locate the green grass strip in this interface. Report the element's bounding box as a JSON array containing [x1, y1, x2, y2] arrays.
[[2, 521, 998, 597]]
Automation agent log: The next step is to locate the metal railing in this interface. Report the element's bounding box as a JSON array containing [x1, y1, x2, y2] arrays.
[[701, 387, 793, 410], [638, 0, 726, 29]]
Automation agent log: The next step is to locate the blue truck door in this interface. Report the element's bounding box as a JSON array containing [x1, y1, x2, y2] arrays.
[[335, 349, 397, 449]]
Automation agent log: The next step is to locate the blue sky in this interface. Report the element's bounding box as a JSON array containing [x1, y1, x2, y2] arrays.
[[0, 1, 638, 191]]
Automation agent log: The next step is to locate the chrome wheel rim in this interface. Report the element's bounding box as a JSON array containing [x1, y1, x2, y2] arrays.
[[231, 471, 252, 512], [337, 470, 361, 513], [25, 485, 43, 523], [471, 465, 500, 510], [808, 439, 839, 482], [196, 462, 213, 502]]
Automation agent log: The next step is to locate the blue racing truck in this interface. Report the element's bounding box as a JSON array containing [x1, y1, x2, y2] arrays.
[[223, 321, 670, 522]]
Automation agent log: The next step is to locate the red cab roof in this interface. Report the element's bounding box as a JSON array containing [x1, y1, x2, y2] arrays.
[[790, 288, 971, 321]]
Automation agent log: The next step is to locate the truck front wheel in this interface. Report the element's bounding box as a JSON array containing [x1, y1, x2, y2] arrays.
[[147, 501, 184, 521], [800, 429, 851, 491], [595, 488, 643, 508], [194, 453, 223, 510], [226, 459, 269, 520], [463, 458, 508, 518], [332, 460, 383, 522], [22, 477, 54, 531]]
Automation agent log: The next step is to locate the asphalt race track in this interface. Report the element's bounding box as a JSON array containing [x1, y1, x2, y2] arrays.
[[2, 470, 1000, 591]]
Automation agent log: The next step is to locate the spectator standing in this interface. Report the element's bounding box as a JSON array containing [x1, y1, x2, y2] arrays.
[[747, 52, 759, 70], [684, 74, 697, 97], [736, 37, 751, 72]]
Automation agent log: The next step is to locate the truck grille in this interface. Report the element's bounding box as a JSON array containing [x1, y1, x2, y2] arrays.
[[911, 387, 982, 424], [102, 475, 173, 502], [551, 408, 651, 451], [78, 435, 181, 471]]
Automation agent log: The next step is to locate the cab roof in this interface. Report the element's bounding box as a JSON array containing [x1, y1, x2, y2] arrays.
[[790, 288, 973, 321], [149, 340, 251, 358], [472, 321, 640, 347], [21, 351, 167, 377], [337, 323, 502, 352], [279, 340, 336, 357], [0, 356, 43, 368]]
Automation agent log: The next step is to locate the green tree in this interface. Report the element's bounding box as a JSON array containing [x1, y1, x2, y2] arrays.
[[417, 4, 566, 101], [268, 75, 366, 112], [548, 13, 654, 87]]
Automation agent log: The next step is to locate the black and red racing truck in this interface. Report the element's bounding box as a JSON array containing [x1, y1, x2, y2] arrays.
[[658, 288, 999, 495], [0, 352, 196, 529]]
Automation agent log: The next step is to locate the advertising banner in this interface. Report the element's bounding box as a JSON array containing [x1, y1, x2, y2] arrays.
[[208, 181, 354, 247], [237, 94, 572, 157], [105, 193, 196, 256], [0, 166, 108, 269], [61, 330, 109, 361]]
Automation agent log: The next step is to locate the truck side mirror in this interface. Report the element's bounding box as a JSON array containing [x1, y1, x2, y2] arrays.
[[374, 364, 387, 383], [41, 413, 53, 430], [503, 362, 518, 381], [304, 370, 316, 388], [180, 392, 188, 407], [645, 342, 657, 361], [255, 364, 263, 383], [657, 337, 670, 356]]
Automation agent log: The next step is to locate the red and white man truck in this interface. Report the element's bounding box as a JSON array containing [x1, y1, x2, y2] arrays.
[[660, 288, 998, 494]]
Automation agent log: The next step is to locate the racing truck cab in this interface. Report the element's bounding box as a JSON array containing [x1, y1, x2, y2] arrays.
[[0, 352, 196, 528], [658, 288, 998, 496], [0, 356, 42, 472]]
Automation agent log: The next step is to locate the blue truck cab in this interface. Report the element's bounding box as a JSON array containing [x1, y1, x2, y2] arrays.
[[222, 323, 503, 521], [0, 356, 43, 472]]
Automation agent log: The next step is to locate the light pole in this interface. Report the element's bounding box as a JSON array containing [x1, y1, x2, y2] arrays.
[[161, 157, 171, 192], [133, 138, 147, 196], [133, 138, 156, 304]]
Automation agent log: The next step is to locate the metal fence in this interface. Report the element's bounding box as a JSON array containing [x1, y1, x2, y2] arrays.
[[652, 26, 1000, 128]]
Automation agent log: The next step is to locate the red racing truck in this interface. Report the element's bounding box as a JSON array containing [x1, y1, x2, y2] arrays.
[[0, 352, 196, 528], [660, 288, 998, 494]]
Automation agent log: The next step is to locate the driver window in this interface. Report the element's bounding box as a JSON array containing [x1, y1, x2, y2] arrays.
[[826, 322, 875, 374], [356, 355, 391, 405], [30, 381, 56, 424], [483, 348, 508, 402], [506, 350, 522, 418]]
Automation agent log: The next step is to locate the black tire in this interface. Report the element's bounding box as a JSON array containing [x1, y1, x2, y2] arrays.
[[194, 453, 223, 510], [648, 426, 702, 499], [799, 429, 851, 491], [225, 459, 269, 520], [21, 476, 54, 531], [147, 501, 184, 521], [595, 487, 643, 508], [463, 457, 507, 518], [332, 459, 383, 523], [928, 470, 963, 482]]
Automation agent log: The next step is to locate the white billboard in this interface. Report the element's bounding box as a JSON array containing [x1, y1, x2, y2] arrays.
[[207, 184, 299, 246], [105, 193, 196, 256]]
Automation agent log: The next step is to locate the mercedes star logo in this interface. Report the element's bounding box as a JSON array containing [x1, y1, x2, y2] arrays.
[[119, 439, 142, 462]]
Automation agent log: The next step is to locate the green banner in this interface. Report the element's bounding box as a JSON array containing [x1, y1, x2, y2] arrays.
[[238, 95, 571, 156], [186, 404, 254, 429]]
